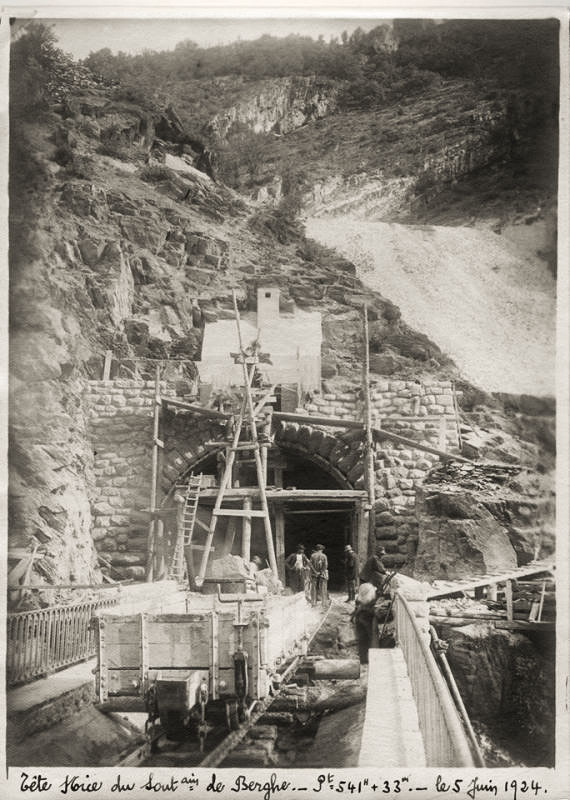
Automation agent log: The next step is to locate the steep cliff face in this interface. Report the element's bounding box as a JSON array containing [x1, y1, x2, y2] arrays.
[[9, 27, 557, 600], [204, 76, 339, 140], [11, 76, 464, 597]]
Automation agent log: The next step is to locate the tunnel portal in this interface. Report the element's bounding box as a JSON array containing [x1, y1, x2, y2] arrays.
[[165, 443, 366, 589]]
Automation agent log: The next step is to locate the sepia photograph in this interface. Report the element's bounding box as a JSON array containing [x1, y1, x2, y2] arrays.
[[2, 5, 567, 794]]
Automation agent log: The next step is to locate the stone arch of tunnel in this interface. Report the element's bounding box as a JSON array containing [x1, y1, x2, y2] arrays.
[[159, 419, 367, 589]]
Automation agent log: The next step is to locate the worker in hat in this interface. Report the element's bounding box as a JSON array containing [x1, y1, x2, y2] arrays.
[[343, 544, 358, 602], [285, 544, 310, 594], [359, 544, 388, 592], [309, 544, 329, 607]]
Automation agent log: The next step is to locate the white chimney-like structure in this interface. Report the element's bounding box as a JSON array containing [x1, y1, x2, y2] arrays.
[[256, 287, 280, 330], [199, 284, 321, 392]]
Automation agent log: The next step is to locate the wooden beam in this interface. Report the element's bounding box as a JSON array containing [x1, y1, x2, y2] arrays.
[[162, 398, 231, 420], [438, 416, 447, 453], [274, 505, 285, 583], [495, 620, 555, 632], [145, 365, 161, 582], [199, 488, 367, 500], [362, 304, 375, 554], [505, 579, 513, 621], [273, 410, 362, 428], [214, 508, 267, 518], [273, 411, 471, 463], [283, 508, 353, 515], [103, 350, 113, 380], [222, 518, 237, 557]]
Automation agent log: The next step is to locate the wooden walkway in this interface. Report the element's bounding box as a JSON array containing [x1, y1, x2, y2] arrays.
[[358, 648, 426, 767], [427, 560, 554, 599]]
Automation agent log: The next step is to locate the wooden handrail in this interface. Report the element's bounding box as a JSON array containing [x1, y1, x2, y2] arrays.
[[394, 592, 475, 767]]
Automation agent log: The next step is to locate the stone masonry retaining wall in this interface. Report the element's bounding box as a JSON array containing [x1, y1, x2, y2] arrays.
[[298, 379, 460, 569], [86, 378, 460, 577]]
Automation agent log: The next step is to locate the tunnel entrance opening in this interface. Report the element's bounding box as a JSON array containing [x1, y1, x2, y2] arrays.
[[166, 444, 366, 584], [283, 506, 353, 590]]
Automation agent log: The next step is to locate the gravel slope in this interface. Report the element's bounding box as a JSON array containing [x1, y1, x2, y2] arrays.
[[306, 217, 556, 396]]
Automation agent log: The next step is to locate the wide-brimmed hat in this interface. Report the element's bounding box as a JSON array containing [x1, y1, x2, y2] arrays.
[[344, 544, 352, 551], [315, 544, 325, 551], [296, 545, 305, 551], [376, 545, 387, 555]]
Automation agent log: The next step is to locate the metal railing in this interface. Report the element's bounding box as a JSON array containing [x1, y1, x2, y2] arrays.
[[393, 592, 475, 767], [7, 597, 119, 687]]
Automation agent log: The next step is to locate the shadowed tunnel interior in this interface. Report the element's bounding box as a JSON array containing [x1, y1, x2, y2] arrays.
[[168, 446, 358, 588]]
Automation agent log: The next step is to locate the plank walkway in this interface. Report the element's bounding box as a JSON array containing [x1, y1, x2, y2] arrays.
[[427, 560, 555, 599], [358, 648, 426, 767]]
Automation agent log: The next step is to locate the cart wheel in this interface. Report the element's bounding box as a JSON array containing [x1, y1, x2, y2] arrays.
[[226, 701, 240, 731]]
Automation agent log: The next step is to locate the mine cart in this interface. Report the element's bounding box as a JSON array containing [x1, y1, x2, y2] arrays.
[[94, 592, 308, 748]]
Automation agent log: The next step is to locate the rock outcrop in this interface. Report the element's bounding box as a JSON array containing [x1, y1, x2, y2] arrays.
[[204, 76, 339, 140], [435, 621, 555, 766], [413, 462, 555, 580]]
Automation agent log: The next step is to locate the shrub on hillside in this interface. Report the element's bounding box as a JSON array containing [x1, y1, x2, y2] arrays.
[[139, 165, 173, 182], [11, 22, 78, 118], [53, 143, 75, 166], [97, 141, 130, 161]]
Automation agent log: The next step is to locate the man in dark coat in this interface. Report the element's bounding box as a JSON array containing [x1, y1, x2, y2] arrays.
[[344, 544, 358, 602], [310, 544, 329, 607], [359, 545, 388, 592]]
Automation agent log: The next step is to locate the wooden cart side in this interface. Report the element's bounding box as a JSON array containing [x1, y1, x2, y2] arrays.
[[96, 614, 143, 699]]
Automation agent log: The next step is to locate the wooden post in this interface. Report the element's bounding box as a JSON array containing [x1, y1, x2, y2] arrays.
[[233, 292, 278, 577], [275, 505, 285, 583], [505, 579, 513, 621], [261, 410, 272, 485], [362, 305, 376, 554], [241, 496, 252, 563], [223, 518, 237, 556], [439, 416, 447, 453], [356, 501, 368, 567], [145, 365, 162, 581], [103, 350, 113, 380], [154, 518, 165, 580], [537, 580, 546, 621]]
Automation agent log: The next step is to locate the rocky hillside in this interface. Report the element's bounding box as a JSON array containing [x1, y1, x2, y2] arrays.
[[9, 20, 557, 594]]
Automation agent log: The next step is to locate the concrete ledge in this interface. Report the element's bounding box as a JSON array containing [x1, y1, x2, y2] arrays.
[[7, 661, 96, 744]]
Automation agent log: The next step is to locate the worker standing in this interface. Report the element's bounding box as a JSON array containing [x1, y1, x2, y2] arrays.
[[344, 544, 358, 602], [310, 544, 329, 607], [285, 545, 310, 593]]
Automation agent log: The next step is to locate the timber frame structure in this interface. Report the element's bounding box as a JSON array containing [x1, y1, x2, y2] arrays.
[[145, 301, 470, 583]]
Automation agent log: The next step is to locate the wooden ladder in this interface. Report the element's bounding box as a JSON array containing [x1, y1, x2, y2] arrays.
[[169, 474, 202, 582], [195, 292, 278, 587]]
